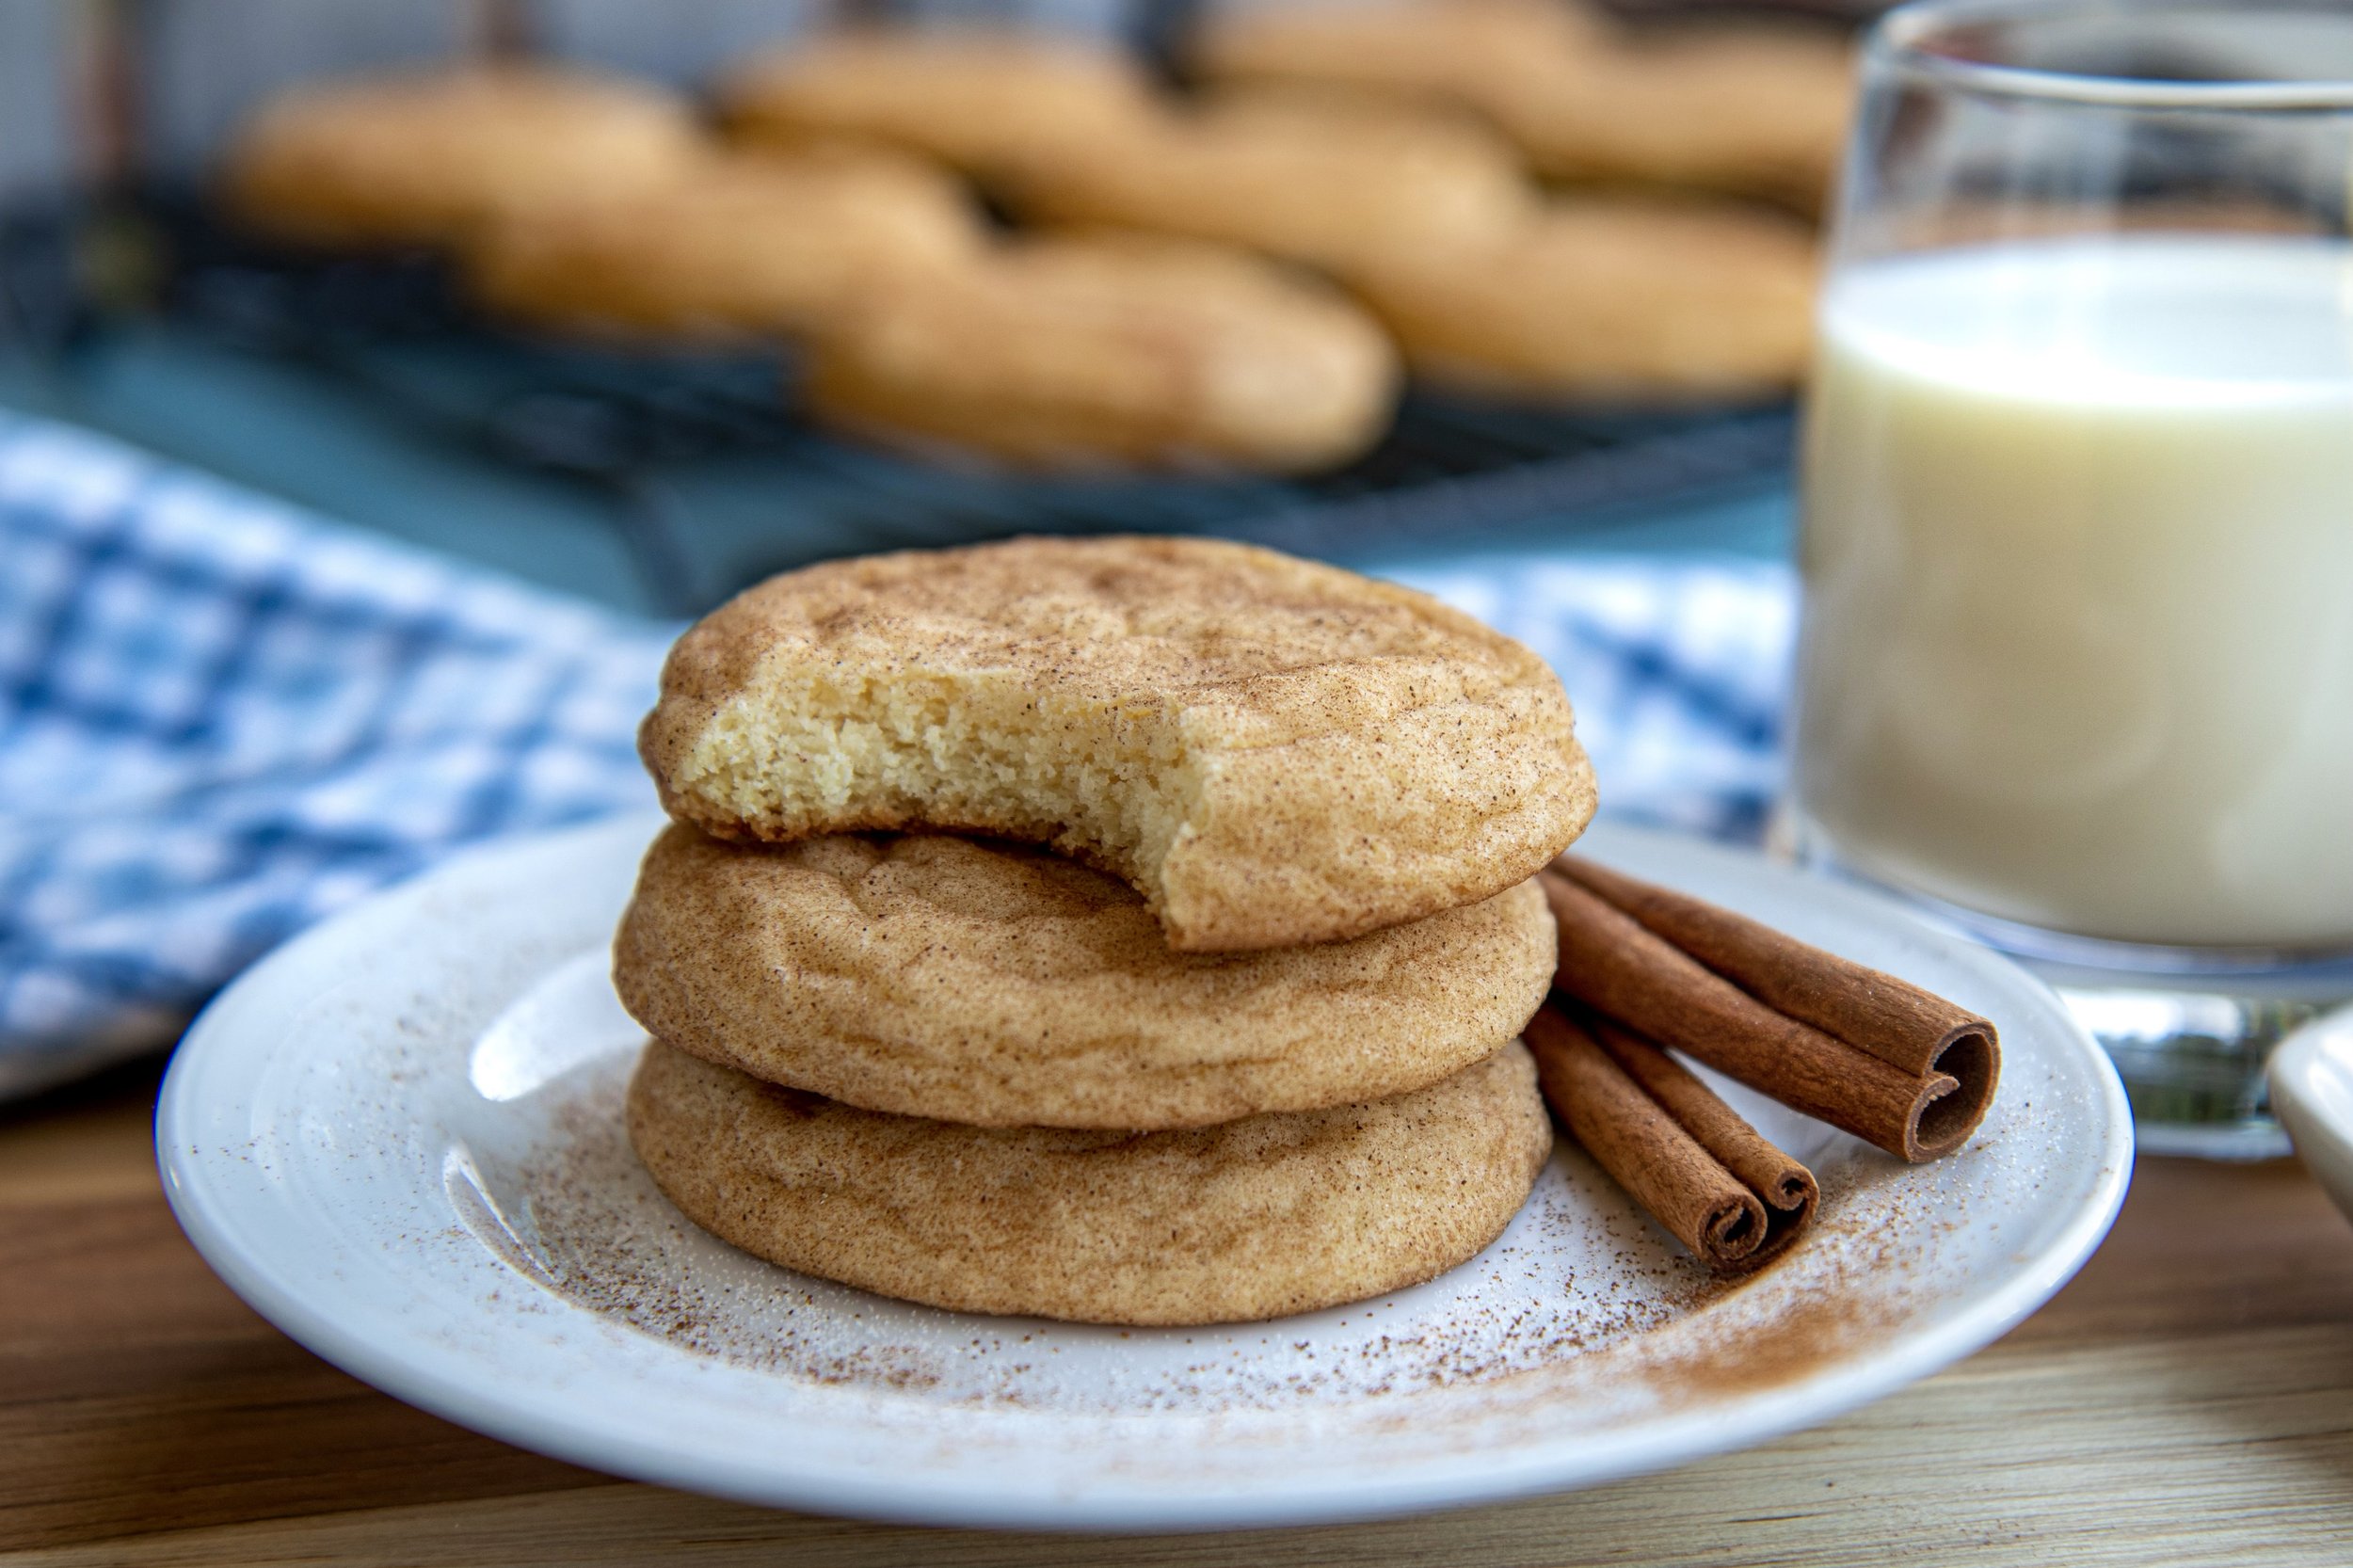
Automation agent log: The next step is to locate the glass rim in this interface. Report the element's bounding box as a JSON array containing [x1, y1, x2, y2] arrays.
[[1872, 0, 2353, 111]]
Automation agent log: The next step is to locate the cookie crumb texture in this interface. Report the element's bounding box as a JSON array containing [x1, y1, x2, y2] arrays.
[[615, 825, 1556, 1128], [639, 536, 1595, 951], [626, 1039, 1552, 1325]]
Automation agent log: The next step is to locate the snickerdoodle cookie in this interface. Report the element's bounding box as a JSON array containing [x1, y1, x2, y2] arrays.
[[219, 66, 705, 248], [800, 234, 1399, 473], [462, 146, 981, 341], [1487, 25, 1855, 214], [1193, 4, 1852, 214], [638, 536, 1595, 952], [627, 1039, 1550, 1324], [1190, 0, 1603, 111], [614, 824, 1555, 1128], [1350, 198, 1818, 401], [998, 91, 1531, 275], [720, 29, 1162, 184]]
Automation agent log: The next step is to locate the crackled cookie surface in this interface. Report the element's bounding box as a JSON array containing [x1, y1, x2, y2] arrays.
[[639, 536, 1595, 951], [627, 1039, 1550, 1325], [616, 825, 1555, 1127]]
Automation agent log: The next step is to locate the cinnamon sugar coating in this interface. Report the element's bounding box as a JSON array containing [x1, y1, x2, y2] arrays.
[[626, 1039, 1551, 1325], [615, 824, 1554, 1128]]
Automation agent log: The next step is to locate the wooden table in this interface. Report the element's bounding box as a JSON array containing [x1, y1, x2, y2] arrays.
[[7, 1057, 2351, 1568]]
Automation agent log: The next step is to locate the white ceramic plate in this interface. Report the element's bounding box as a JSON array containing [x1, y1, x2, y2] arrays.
[[159, 813, 2131, 1532]]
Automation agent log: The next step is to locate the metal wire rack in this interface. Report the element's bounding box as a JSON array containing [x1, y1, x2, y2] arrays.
[[10, 195, 1795, 612]]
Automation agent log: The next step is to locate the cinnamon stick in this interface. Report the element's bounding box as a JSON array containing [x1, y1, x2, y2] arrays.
[[1527, 1006, 1817, 1274], [1541, 869, 1986, 1160], [1552, 856, 1999, 1086]]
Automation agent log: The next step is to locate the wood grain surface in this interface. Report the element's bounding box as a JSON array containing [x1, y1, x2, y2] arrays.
[[5, 1056, 2350, 1568]]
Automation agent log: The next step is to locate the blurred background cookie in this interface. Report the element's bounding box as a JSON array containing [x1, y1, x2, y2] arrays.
[[1189, 0, 1604, 115], [217, 66, 706, 249], [1193, 1, 1851, 214], [802, 232, 1401, 472], [1488, 24, 1856, 214], [719, 27, 1164, 187], [1350, 197, 1819, 402], [626, 1038, 1551, 1326], [461, 146, 983, 343], [999, 89, 1533, 276], [614, 825, 1556, 1129]]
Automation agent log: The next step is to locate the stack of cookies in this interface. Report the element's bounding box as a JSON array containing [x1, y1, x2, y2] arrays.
[[611, 536, 1598, 1325]]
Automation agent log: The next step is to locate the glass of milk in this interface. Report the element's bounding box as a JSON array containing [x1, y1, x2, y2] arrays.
[[1790, 0, 2353, 1155]]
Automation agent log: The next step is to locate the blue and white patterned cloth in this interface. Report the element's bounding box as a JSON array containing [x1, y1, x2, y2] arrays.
[[1389, 553, 1793, 843], [0, 411, 1794, 1096]]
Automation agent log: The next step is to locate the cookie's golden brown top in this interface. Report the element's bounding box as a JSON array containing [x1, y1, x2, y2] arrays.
[[803, 234, 1399, 472], [641, 536, 1594, 951], [615, 825, 1555, 1128], [627, 1040, 1551, 1325], [219, 67, 705, 248], [720, 29, 1163, 182]]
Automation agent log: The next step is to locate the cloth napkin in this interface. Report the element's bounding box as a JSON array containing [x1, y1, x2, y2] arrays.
[[0, 411, 1794, 1097]]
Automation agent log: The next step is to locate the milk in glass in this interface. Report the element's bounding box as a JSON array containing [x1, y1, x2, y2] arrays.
[[1796, 232, 2353, 949]]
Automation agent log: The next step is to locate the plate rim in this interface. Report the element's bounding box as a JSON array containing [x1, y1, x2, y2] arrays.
[[157, 812, 2136, 1533]]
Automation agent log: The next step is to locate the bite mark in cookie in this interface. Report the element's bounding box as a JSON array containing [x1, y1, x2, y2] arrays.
[[638, 536, 1596, 951]]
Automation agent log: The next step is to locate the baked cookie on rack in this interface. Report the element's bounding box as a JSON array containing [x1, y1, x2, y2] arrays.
[[1189, 0, 1603, 109], [998, 89, 1531, 276], [462, 146, 981, 341], [800, 232, 1399, 473], [1350, 197, 1819, 402], [1193, 2, 1853, 214], [219, 66, 705, 248], [719, 28, 1163, 184], [626, 1039, 1550, 1325], [638, 535, 1595, 952], [1488, 24, 1856, 215]]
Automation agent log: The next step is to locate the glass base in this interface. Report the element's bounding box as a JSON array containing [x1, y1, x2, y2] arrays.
[[1771, 813, 2353, 1161], [2050, 984, 2312, 1160]]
